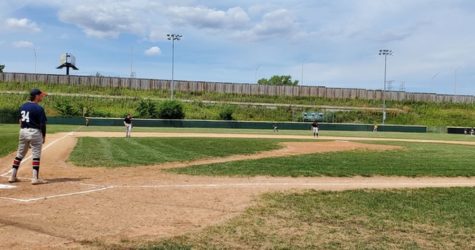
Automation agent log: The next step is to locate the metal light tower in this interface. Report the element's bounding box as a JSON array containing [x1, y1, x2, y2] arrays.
[[167, 33, 182, 99], [378, 49, 392, 124]]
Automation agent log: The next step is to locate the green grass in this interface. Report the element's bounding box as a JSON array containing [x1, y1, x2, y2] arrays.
[[169, 141, 475, 177], [68, 137, 281, 167], [142, 188, 475, 249], [74, 125, 475, 141], [4, 81, 475, 126], [0, 124, 80, 157]]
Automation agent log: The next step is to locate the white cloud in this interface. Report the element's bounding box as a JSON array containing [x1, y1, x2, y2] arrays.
[[12, 40, 34, 48], [57, 1, 150, 38], [245, 9, 300, 40], [167, 6, 250, 29], [144, 46, 161, 56], [34, 1, 302, 41], [5, 18, 41, 32]]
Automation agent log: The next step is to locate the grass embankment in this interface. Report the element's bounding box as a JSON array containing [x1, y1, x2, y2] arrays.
[[69, 137, 281, 167], [0, 124, 80, 157], [169, 141, 475, 177], [141, 188, 475, 249], [3, 82, 475, 126], [0, 92, 297, 122]]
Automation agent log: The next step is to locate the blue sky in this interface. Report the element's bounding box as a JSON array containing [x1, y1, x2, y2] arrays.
[[1, 0, 474, 95]]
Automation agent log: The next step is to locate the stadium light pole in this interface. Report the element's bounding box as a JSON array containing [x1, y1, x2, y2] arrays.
[[379, 49, 392, 125], [167, 34, 182, 99]]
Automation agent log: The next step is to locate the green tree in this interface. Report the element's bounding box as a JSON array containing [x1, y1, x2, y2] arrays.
[[258, 75, 299, 86], [136, 99, 158, 118], [0, 65, 5, 73], [158, 100, 185, 119], [54, 100, 80, 117], [219, 105, 235, 120]]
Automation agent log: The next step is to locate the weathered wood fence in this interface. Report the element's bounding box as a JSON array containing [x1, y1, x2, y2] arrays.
[[1, 72, 473, 103]]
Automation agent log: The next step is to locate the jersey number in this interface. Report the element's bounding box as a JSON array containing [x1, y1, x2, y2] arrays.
[[21, 111, 30, 123]]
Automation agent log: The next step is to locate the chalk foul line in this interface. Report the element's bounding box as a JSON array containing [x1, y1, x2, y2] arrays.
[[2, 181, 475, 203], [0, 132, 75, 178], [0, 185, 113, 203]]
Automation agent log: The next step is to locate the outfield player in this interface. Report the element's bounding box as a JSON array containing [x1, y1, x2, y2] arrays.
[[9, 89, 48, 185], [124, 114, 133, 138], [273, 123, 279, 133], [311, 120, 319, 138]]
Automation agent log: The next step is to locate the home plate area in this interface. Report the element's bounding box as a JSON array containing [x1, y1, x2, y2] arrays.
[[0, 178, 111, 202]]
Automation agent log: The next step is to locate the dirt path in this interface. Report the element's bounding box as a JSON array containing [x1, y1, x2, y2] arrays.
[[73, 131, 475, 146], [0, 132, 474, 249]]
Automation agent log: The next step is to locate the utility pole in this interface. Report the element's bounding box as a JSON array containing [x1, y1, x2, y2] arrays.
[[130, 46, 135, 78], [454, 69, 457, 95], [255, 65, 261, 83], [33, 47, 37, 73]]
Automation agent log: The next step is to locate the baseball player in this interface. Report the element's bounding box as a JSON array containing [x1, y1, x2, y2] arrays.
[[9, 89, 48, 185], [311, 120, 319, 138], [273, 123, 279, 133], [124, 114, 133, 138]]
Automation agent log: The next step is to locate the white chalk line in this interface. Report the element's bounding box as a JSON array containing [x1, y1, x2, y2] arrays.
[[0, 185, 113, 203], [0, 132, 75, 178], [2, 181, 475, 203], [117, 182, 475, 189], [0, 184, 16, 190]]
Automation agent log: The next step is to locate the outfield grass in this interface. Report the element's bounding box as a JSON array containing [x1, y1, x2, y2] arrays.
[[169, 141, 475, 177], [68, 137, 281, 167], [0, 124, 80, 157], [143, 188, 475, 249]]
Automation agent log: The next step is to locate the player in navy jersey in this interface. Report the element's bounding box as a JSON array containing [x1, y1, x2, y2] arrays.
[[8, 88, 48, 185]]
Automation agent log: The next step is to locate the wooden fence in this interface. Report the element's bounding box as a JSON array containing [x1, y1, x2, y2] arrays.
[[1, 72, 473, 103]]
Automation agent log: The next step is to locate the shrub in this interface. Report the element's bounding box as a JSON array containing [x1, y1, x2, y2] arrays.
[[219, 105, 235, 120], [0, 107, 18, 123], [136, 99, 157, 118], [54, 100, 79, 117], [158, 100, 185, 119]]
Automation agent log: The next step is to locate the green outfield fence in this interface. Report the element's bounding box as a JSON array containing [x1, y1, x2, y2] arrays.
[[42, 117, 427, 133]]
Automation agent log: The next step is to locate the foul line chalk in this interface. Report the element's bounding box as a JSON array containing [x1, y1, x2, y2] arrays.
[[117, 182, 475, 189], [0, 184, 16, 190], [0, 132, 75, 177], [2, 180, 475, 203], [0, 185, 113, 203]]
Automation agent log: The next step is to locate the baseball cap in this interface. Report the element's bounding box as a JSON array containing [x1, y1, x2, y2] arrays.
[[30, 88, 47, 97]]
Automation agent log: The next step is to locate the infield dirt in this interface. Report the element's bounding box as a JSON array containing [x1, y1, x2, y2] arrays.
[[0, 132, 474, 249]]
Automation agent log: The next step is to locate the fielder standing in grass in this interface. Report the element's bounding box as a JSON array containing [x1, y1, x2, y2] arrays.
[[312, 120, 319, 138], [124, 114, 133, 138], [9, 89, 48, 185]]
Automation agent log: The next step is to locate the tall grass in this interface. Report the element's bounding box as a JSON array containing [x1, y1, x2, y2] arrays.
[[2, 82, 475, 126]]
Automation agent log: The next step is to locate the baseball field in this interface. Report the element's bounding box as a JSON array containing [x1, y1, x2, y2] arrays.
[[0, 124, 474, 249]]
